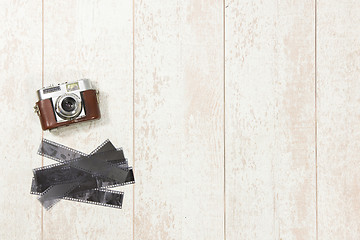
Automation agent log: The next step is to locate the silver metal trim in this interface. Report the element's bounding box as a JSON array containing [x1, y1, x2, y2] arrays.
[[36, 79, 93, 101]]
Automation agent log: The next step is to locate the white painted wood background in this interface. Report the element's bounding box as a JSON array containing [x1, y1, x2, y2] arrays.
[[0, 0, 359, 239]]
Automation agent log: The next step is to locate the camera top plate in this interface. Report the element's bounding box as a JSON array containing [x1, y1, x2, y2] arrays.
[[36, 79, 93, 101]]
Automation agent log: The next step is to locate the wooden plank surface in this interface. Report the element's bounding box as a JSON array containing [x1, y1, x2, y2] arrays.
[[225, 1, 316, 239], [133, 0, 224, 239], [42, 1, 133, 239], [1, 0, 360, 239], [0, 1, 42, 239], [317, 1, 360, 239]]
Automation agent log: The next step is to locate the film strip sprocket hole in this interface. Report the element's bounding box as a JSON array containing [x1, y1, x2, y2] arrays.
[[31, 139, 135, 210]]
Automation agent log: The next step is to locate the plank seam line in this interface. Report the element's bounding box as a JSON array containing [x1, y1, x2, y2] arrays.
[[223, 0, 226, 239], [315, 0, 318, 239], [132, 0, 136, 239], [41, 0, 44, 239]]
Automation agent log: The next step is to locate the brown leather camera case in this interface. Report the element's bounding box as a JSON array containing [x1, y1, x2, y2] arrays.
[[36, 89, 100, 130]]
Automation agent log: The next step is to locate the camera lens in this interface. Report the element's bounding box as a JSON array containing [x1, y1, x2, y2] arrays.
[[55, 93, 82, 120], [61, 97, 76, 112]]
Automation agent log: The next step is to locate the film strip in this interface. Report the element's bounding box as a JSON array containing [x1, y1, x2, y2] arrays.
[[31, 139, 135, 210], [38, 140, 131, 183], [30, 178, 124, 210]]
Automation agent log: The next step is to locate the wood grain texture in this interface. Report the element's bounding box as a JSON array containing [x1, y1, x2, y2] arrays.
[[42, 1, 133, 239], [0, 1, 42, 239], [317, 1, 360, 239], [134, 0, 224, 239], [2, 0, 360, 239], [225, 1, 316, 239]]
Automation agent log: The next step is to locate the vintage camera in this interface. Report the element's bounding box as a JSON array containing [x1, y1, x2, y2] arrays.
[[34, 79, 100, 130]]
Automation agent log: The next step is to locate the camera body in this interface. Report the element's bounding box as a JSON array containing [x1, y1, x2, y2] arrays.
[[34, 79, 100, 131]]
